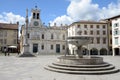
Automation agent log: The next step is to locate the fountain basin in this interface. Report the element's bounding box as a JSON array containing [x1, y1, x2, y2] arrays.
[[57, 56, 103, 65]]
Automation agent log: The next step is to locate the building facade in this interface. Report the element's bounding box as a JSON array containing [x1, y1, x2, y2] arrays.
[[68, 21, 108, 55], [103, 15, 120, 56], [20, 7, 117, 56], [20, 7, 67, 55], [112, 17, 120, 55], [102, 19, 113, 55], [0, 22, 19, 52]]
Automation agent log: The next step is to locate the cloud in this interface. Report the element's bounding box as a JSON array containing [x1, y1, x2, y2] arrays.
[[49, 15, 73, 26], [0, 12, 25, 36], [0, 12, 25, 25], [50, 0, 120, 26]]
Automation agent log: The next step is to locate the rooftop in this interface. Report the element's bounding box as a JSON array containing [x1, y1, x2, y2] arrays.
[[70, 20, 107, 26], [102, 14, 120, 20], [0, 23, 18, 30]]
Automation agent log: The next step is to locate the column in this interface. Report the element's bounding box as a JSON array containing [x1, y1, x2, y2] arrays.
[[112, 48, 115, 56]]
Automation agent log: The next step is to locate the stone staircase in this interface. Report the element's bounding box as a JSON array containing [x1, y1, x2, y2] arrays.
[[45, 62, 119, 75]]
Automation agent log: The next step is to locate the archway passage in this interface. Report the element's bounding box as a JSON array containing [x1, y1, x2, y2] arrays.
[[100, 48, 107, 55], [114, 48, 119, 55], [90, 48, 98, 55]]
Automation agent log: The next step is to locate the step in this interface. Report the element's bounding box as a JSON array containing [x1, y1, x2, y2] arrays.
[[44, 66, 119, 75], [53, 62, 110, 68], [48, 64, 115, 71]]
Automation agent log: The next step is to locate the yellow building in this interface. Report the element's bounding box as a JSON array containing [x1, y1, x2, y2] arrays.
[[0, 22, 19, 52]]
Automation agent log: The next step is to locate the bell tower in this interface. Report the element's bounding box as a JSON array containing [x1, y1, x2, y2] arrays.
[[30, 6, 42, 27]]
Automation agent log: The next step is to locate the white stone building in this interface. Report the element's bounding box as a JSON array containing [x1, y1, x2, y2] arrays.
[[20, 7, 67, 55], [68, 21, 108, 55], [112, 17, 120, 55]]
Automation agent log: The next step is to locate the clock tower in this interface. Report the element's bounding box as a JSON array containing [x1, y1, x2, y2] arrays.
[[30, 6, 42, 27]]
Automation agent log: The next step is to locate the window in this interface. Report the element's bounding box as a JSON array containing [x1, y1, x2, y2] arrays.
[[114, 23, 119, 27], [90, 31, 93, 35], [41, 45, 44, 50], [13, 31, 17, 37], [51, 45, 53, 50], [96, 37, 100, 44], [97, 30, 100, 35], [114, 29, 119, 35], [0, 39, 3, 44], [51, 34, 53, 39], [4, 39, 7, 44], [63, 35, 65, 40], [33, 13, 36, 19], [42, 34, 44, 39], [13, 39, 16, 44], [110, 23, 112, 26], [110, 30, 112, 35], [115, 37, 118, 45], [37, 13, 39, 19], [27, 33, 29, 38], [77, 31, 82, 35], [4, 31, 7, 37], [84, 25, 87, 28], [84, 31, 87, 35], [103, 31, 106, 35], [110, 39, 112, 44], [62, 45, 65, 50], [96, 25, 99, 28], [77, 25, 80, 28], [91, 38, 94, 44], [90, 25, 93, 28], [0, 31, 3, 37], [103, 37, 106, 44], [103, 25, 106, 29]]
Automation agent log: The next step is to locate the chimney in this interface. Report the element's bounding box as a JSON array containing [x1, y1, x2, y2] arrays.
[[54, 23, 56, 26], [17, 22, 19, 25], [61, 23, 63, 27]]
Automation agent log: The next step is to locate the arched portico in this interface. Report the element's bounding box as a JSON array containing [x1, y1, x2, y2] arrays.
[[100, 48, 107, 55], [90, 48, 98, 55]]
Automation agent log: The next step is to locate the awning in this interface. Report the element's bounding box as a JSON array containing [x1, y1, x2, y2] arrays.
[[8, 46, 17, 48]]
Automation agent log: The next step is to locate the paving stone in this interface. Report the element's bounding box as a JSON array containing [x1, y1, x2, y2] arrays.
[[0, 55, 119, 80]]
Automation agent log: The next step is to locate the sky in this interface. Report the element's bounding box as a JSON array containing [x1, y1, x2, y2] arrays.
[[0, 0, 120, 26]]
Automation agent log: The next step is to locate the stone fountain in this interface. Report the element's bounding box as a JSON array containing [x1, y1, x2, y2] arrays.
[[45, 36, 119, 74]]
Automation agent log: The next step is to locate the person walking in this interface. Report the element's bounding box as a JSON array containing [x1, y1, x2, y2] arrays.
[[7, 49, 10, 56], [4, 48, 7, 56], [17, 49, 20, 55]]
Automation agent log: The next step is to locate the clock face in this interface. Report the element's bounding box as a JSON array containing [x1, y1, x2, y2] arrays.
[[34, 21, 39, 26]]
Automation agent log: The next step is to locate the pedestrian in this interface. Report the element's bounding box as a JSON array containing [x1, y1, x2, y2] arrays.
[[4, 48, 7, 56], [7, 49, 10, 56], [17, 49, 20, 55]]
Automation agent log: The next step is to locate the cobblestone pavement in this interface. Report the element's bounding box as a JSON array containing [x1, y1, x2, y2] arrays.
[[0, 54, 120, 80]]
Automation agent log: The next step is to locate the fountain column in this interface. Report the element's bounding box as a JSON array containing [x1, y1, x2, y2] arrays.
[[19, 9, 35, 57], [78, 46, 83, 58], [74, 46, 83, 58]]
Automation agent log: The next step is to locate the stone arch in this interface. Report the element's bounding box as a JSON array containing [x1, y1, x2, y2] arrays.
[[82, 47, 88, 55], [100, 48, 107, 55], [90, 48, 98, 55]]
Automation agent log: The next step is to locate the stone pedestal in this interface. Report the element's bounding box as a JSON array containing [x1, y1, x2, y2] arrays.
[[19, 44, 36, 57]]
